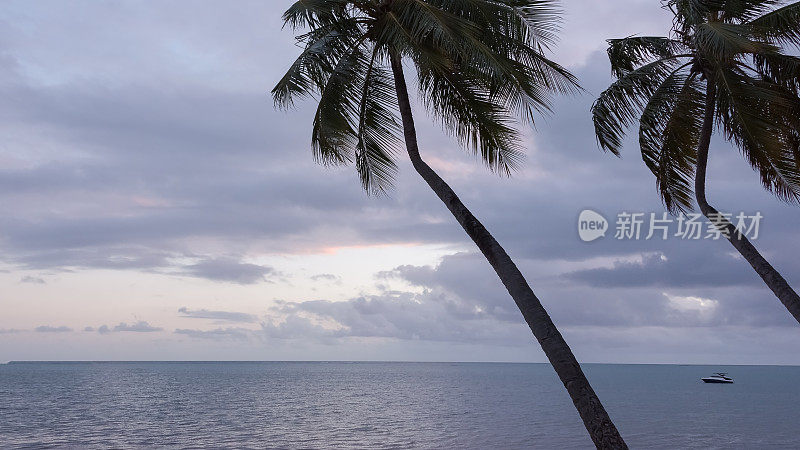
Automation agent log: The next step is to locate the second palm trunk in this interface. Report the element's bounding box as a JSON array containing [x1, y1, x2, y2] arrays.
[[390, 51, 628, 450]]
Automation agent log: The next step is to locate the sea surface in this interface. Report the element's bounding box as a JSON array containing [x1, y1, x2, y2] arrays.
[[0, 362, 797, 449]]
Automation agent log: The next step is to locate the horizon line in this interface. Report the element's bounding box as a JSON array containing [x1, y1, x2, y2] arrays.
[[4, 360, 800, 367]]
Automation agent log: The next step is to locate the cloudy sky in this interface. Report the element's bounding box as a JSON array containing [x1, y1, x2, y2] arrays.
[[1, 0, 798, 364]]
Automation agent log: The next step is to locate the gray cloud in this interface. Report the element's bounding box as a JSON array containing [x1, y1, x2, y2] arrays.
[[563, 247, 762, 288], [378, 253, 795, 329], [113, 321, 162, 332], [35, 325, 72, 333], [178, 307, 258, 323], [10, 246, 172, 272], [174, 327, 254, 340], [181, 258, 275, 284], [380, 255, 519, 323], [94, 321, 163, 334], [162, 246, 787, 348], [310, 273, 341, 282], [2, 20, 795, 283], [267, 291, 529, 345], [19, 275, 46, 284]]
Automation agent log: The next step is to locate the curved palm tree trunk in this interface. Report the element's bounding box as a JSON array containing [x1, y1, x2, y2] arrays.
[[696, 80, 800, 325], [389, 52, 627, 450]]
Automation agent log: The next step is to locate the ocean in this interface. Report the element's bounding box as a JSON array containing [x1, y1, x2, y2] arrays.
[[0, 362, 797, 449]]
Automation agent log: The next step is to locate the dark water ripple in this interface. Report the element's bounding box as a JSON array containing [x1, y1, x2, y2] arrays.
[[0, 362, 798, 449]]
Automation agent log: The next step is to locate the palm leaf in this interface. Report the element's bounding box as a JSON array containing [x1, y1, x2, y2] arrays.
[[354, 49, 401, 194], [639, 70, 705, 212], [752, 52, 800, 94], [606, 36, 686, 77], [417, 62, 524, 174], [272, 18, 363, 109], [715, 68, 800, 202], [282, 0, 351, 29], [311, 44, 369, 165], [748, 1, 800, 46], [721, 0, 782, 22], [694, 22, 777, 60], [592, 56, 688, 155], [274, 0, 577, 191]]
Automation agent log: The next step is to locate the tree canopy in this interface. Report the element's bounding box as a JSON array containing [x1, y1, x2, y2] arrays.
[[273, 0, 578, 194], [592, 0, 800, 212]]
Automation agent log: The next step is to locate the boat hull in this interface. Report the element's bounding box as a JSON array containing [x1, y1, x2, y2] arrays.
[[702, 378, 733, 384]]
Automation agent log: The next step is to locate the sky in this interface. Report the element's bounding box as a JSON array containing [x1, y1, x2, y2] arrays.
[[1, 0, 799, 364]]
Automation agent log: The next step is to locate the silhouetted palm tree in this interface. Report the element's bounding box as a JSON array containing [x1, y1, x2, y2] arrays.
[[273, 0, 627, 447], [592, 0, 800, 325]]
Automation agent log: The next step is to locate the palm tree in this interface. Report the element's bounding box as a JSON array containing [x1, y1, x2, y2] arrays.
[[273, 0, 627, 447], [592, 0, 800, 325]]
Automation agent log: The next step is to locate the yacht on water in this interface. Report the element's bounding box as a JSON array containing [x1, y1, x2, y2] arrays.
[[702, 372, 734, 384]]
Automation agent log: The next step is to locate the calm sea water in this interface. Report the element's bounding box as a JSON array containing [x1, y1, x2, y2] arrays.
[[0, 362, 797, 449]]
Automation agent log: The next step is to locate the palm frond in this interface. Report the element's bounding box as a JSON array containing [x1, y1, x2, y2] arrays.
[[602, 0, 800, 210], [272, 18, 363, 109], [752, 52, 800, 94], [748, 1, 800, 46], [639, 70, 705, 212], [417, 62, 524, 174], [715, 68, 800, 202], [310, 44, 369, 166], [355, 49, 402, 194], [443, 1, 579, 118], [392, 0, 482, 53], [606, 36, 686, 77], [382, 0, 569, 170], [694, 22, 777, 61], [282, 0, 351, 30], [458, 0, 564, 49], [721, 0, 783, 22], [592, 56, 689, 155], [666, 0, 720, 33], [493, 47, 580, 122], [275, 0, 576, 191], [460, 26, 579, 123]]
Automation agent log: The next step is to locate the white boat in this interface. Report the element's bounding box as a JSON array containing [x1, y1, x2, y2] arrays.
[[701, 372, 734, 384]]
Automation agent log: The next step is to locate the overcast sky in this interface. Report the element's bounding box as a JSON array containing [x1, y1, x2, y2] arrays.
[[1, 0, 799, 363]]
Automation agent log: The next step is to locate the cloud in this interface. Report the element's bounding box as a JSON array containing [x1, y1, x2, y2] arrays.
[[112, 321, 162, 332], [374, 252, 795, 329], [19, 275, 46, 284], [664, 293, 719, 322], [562, 246, 762, 288], [178, 307, 258, 323], [379, 253, 522, 323], [94, 321, 163, 334], [265, 285, 531, 344], [10, 247, 173, 272], [174, 327, 254, 340], [310, 273, 340, 282], [35, 325, 72, 333], [1, 21, 796, 283], [181, 258, 275, 284]]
